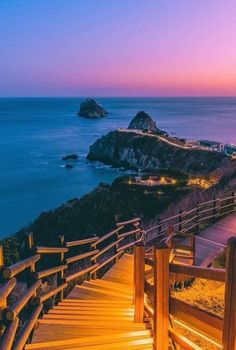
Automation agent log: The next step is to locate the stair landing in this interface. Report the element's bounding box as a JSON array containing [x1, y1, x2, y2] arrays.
[[26, 254, 152, 350]]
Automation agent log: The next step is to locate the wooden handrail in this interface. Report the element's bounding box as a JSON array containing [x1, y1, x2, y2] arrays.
[[66, 250, 99, 264], [170, 297, 223, 340], [116, 217, 140, 227], [65, 264, 99, 283], [0, 316, 19, 350], [5, 280, 41, 320], [2, 255, 40, 279], [34, 247, 68, 254], [33, 264, 68, 279], [91, 226, 124, 247], [0, 277, 16, 301], [117, 239, 141, 253], [13, 304, 43, 350], [90, 251, 123, 275], [118, 228, 141, 239], [91, 238, 123, 261], [40, 283, 68, 303], [65, 237, 98, 248], [169, 328, 202, 350], [170, 264, 225, 282]]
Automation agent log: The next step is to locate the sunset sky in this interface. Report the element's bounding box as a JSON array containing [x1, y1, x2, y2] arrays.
[[1, 0, 236, 97]]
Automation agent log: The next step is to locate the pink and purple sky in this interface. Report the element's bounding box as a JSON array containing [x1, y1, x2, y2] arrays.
[[0, 0, 236, 97]]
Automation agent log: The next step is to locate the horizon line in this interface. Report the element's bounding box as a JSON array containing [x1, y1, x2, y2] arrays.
[[1, 95, 236, 99]]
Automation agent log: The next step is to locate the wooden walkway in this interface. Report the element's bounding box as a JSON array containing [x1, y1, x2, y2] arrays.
[[26, 254, 152, 350], [23, 213, 236, 350], [194, 212, 236, 266]]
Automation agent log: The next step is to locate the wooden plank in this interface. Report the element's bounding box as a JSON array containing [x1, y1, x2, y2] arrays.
[[40, 283, 68, 303], [66, 237, 98, 248], [91, 227, 124, 247], [222, 237, 236, 350], [26, 330, 151, 349], [170, 297, 223, 341], [5, 280, 41, 320], [169, 328, 202, 350], [65, 264, 99, 282], [2, 255, 40, 279], [13, 304, 43, 350], [34, 247, 68, 254], [66, 249, 99, 264], [34, 264, 67, 279], [170, 263, 225, 282], [0, 317, 19, 350], [91, 238, 123, 261], [116, 218, 140, 227]]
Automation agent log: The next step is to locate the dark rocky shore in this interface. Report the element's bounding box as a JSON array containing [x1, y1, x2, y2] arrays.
[[87, 130, 228, 174]]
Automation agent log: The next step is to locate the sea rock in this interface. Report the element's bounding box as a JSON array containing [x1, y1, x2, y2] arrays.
[[62, 154, 78, 161], [78, 99, 107, 118], [128, 111, 158, 132], [65, 164, 73, 169], [87, 130, 228, 174]]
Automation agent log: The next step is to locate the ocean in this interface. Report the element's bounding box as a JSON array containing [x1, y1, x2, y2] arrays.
[[1, 97, 236, 238]]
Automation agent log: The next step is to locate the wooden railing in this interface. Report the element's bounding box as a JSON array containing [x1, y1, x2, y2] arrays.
[[134, 235, 236, 350], [0, 218, 142, 350], [0, 192, 235, 349], [144, 192, 236, 244]]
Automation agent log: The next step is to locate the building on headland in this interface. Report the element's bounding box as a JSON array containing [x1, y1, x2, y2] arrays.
[[224, 144, 236, 157], [198, 140, 224, 152]]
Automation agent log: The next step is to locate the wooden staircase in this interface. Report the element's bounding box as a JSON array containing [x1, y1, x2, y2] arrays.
[[25, 254, 152, 350]]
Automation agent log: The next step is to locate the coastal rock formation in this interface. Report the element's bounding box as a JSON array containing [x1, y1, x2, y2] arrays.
[[87, 130, 228, 174], [62, 154, 78, 161], [65, 164, 73, 169], [128, 111, 158, 132], [78, 99, 107, 118]]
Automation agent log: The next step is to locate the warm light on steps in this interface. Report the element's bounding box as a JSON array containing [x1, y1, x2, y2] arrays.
[[25, 330, 151, 350]]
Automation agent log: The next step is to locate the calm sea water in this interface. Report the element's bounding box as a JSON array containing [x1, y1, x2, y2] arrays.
[[1, 97, 236, 238]]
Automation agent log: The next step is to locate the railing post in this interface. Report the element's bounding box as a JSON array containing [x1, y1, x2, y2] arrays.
[[232, 192, 235, 211], [58, 235, 65, 301], [25, 233, 35, 274], [0, 245, 6, 336], [222, 237, 236, 350], [196, 202, 200, 231], [153, 241, 170, 350], [114, 215, 120, 263], [134, 242, 144, 323], [189, 235, 196, 266], [213, 197, 220, 222], [90, 240, 97, 280], [25, 233, 36, 302], [178, 209, 183, 232]]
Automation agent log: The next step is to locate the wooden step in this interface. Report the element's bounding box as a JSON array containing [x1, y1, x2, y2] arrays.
[[68, 285, 133, 300], [44, 314, 134, 321], [49, 309, 134, 316], [38, 318, 146, 329], [31, 325, 126, 342], [26, 330, 151, 349], [62, 338, 153, 350], [83, 280, 133, 294]]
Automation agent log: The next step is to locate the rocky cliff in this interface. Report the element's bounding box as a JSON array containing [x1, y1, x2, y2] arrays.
[[87, 130, 228, 174]]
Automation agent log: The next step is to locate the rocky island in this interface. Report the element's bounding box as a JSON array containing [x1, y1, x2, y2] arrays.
[[87, 112, 228, 174], [78, 98, 108, 118], [128, 111, 164, 134]]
